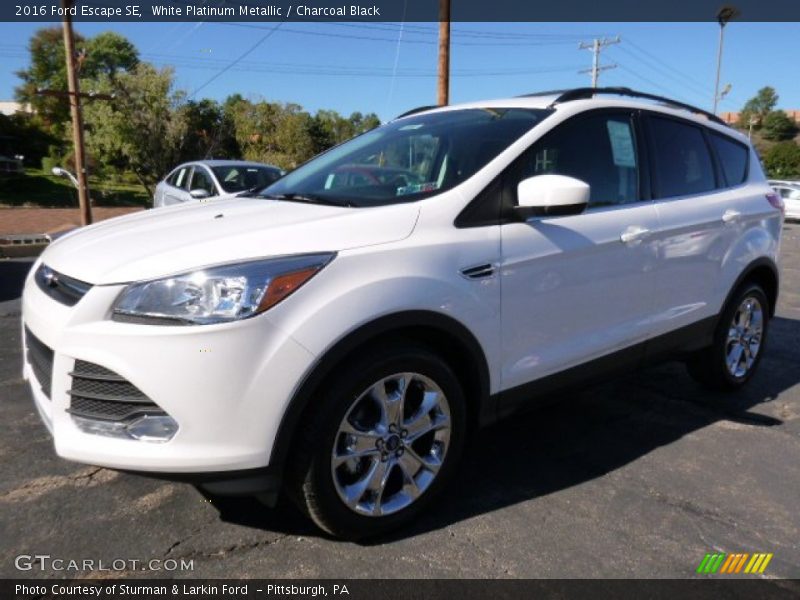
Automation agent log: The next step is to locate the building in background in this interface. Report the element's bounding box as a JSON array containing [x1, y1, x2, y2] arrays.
[[0, 101, 32, 116], [720, 110, 800, 125]]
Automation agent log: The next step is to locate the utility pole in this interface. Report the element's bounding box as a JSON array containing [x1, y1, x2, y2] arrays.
[[61, 0, 92, 226], [437, 0, 450, 106], [578, 36, 620, 88]]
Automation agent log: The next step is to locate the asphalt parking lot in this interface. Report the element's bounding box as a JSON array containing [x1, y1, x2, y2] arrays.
[[1, 224, 799, 581]]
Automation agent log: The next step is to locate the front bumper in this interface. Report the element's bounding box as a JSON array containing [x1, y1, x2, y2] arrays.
[[21, 262, 316, 475]]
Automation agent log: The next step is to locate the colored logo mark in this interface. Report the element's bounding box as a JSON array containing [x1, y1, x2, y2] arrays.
[[696, 553, 773, 574]]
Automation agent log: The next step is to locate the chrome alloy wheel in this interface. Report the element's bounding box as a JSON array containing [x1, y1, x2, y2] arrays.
[[725, 296, 764, 378], [331, 372, 451, 517]]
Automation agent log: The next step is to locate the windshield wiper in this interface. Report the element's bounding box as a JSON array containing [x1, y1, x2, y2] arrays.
[[264, 193, 355, 207]]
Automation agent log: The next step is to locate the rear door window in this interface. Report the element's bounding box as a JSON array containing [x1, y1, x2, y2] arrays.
[[710, 132, 749, 186], [648, 116, 716, 199]]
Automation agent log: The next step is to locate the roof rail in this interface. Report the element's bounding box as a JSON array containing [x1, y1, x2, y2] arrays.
[[394, 105, 439, 120], [524, 87, 726, 126]]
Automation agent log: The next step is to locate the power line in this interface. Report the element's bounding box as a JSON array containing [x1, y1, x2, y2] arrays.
[[215, 22, 588, 47], [624, 38, 710, 92], [189, 21, 283, 97]]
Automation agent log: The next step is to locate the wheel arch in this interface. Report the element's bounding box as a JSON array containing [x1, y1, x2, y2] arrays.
[[724, 257, 779, 318], [268, 310, 492, 475]]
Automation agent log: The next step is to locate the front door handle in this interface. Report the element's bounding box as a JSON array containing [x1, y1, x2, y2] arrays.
[[722, 209, 741, 224], [620, 225, 650, 244]]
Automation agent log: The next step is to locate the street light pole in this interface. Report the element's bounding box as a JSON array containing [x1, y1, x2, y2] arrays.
[[712, 6, 739, 115]]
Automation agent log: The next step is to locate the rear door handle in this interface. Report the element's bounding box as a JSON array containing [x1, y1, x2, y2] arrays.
[[722, 209, 741, 224], [620, 225, 650, 244]]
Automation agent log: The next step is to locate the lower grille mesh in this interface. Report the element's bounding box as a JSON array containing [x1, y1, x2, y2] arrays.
[[25, 327, 54, 399], [69, 360, 166, 422]]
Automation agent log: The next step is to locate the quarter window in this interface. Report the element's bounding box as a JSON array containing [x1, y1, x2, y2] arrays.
[[167, 167, 189, 189], [649, 116, 716, 199], [710, 132, 748, 186], [514, 113, 640, 206]]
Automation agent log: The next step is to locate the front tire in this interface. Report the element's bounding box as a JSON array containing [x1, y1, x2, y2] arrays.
[[287, 343, 466, 539], [687, 283, 769, 391]]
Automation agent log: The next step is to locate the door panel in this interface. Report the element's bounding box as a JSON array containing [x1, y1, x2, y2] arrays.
[[499, 110, 658, 391], [501, 205, 659, 389]]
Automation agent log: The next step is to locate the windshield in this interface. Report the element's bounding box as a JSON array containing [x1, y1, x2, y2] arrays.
[[212, 165, 283, 193], [259, 108, 550, 207]]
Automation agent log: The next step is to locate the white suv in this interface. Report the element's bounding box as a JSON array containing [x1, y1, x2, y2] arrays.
[[21, 88, 784, 539]]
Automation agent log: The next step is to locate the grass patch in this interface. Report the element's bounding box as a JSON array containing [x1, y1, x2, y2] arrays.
[[0, 168, 150, 208]]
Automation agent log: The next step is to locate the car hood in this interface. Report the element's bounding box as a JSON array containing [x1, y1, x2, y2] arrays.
[[42, 198, 420, 284]]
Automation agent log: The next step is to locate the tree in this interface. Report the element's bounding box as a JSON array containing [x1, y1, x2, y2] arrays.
[[762, 110, 798, 142], [738, 86, 779, 129], [0, 112, 57, 167], [763, 141, 800, 179], [229, 99, 317, 169], [15, 28, 139, 133], [15, 27, 81, 130], [83, 64, 188, 196], [310, 109, 381, 154], [179, 99, 239, 161], [82, 32, 139, 79]]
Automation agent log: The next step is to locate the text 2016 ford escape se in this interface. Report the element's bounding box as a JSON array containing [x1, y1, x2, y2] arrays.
[[22, 88, 784, 539]]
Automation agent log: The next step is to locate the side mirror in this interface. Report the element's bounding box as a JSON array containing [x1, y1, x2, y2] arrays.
[[189, 189, 211, 199], [516, 174, 589, 218]]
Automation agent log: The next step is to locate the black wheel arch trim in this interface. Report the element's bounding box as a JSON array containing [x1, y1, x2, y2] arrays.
[[268, 310, 492, 475], [723, 256, 780, 318]]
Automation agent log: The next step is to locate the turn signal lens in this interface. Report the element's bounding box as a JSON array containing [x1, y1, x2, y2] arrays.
[[258, 266, 322, 312]]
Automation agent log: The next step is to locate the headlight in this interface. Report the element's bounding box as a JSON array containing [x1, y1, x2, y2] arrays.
[[112, 253, 334, 325]]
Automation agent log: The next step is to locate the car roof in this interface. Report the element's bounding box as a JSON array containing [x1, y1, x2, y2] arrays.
[[395, 87, 750, 145], [183, 160, 281, 169]]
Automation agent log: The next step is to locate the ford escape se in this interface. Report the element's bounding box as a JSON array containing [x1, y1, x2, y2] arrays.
[[21, 88, 783, 539]]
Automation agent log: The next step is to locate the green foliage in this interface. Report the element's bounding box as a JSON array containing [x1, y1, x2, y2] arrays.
[[761, 110, 798, 141], [82, 31, 139, 78], [15, 27, 77, 130], [14, 28, 139, 134], [179, 99, 240, 160], [0, 112, 58, 167], [738, 86, 779, 129], [763, 141, 800, 179], [0, 168, 147, 208], [83, 64, 187, 196], [10, 27, 386, 205]]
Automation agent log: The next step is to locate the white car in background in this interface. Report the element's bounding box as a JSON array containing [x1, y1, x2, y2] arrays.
[[769, 180, 800, 220], [153, 160, 284, 207]]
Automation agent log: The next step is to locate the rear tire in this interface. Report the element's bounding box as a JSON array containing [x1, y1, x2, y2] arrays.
[[687, 283, 769, 391], [287, 342, 466, 540]]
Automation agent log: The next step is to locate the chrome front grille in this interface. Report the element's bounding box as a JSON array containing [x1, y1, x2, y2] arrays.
[[34, 263, 92, 307], [24, 327, 54, 399], [68, 360, 166, 422]]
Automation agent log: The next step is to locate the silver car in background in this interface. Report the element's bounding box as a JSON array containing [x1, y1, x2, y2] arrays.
[[153, 160, 284, 208]]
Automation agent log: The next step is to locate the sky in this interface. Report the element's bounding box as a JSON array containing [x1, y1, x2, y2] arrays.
[[0, 21, 798, 122]]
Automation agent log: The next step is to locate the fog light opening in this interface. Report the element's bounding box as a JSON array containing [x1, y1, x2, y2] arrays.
[[72, 414, 178, 442], [126, 415, 179, 442]]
